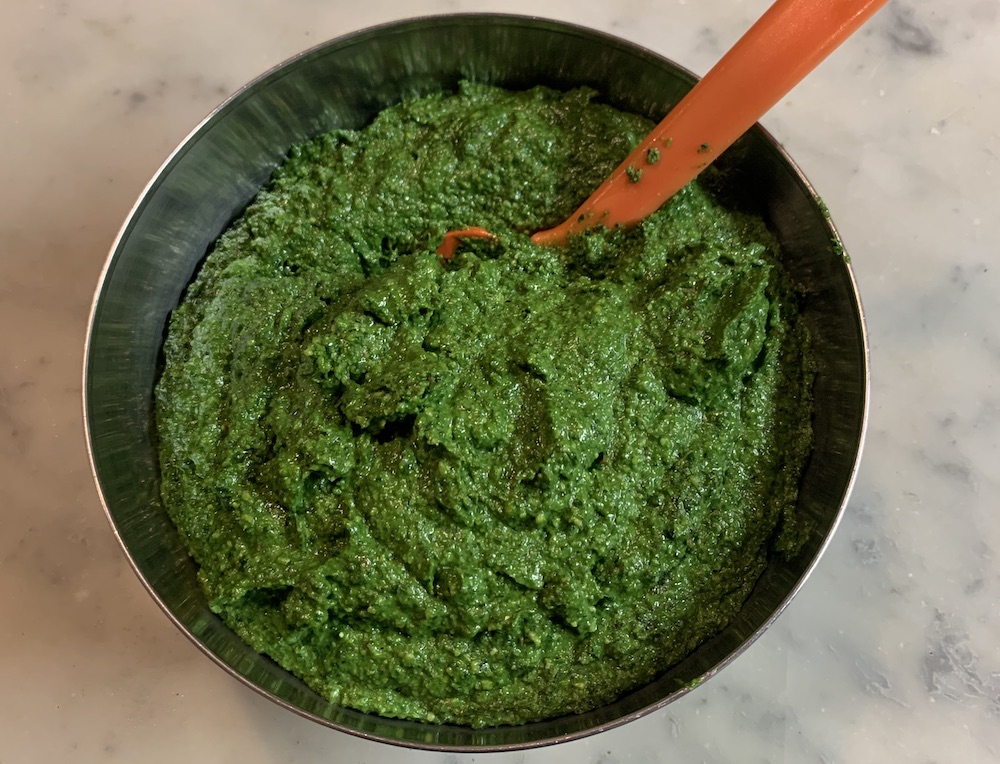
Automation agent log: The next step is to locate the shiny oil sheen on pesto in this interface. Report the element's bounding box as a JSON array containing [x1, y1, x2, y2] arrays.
[[156, 82, 813, 728]]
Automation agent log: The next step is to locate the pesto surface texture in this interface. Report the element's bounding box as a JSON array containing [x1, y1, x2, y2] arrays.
[[156, 83, 813, 728]]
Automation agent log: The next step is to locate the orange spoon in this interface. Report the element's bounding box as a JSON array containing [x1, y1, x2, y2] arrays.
[[437, 0, 887, 257]]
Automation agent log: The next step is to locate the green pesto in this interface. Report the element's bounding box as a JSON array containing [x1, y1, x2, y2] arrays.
[[155, 83, 813, 728]]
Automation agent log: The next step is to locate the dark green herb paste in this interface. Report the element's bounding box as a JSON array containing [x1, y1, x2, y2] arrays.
[[156, 82, 813, 727]]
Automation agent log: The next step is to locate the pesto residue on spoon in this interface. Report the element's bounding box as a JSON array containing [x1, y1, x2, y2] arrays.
[[156, 82, 813, 727]]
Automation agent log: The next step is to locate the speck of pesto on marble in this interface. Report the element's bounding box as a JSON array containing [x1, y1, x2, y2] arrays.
[[155, 82, 814, 729]]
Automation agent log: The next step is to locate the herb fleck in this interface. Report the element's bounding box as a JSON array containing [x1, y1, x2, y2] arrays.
[[830, 236, 849, 261], [626, 165, 642, 183], [646, 147, 660, 164], [698, 143, 711, 153]]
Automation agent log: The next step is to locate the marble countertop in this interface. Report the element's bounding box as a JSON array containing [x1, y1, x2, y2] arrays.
[[2, 0, 997, 761]]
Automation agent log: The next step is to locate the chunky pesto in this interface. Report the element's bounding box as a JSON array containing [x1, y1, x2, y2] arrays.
[[156, 83, 813, 728]]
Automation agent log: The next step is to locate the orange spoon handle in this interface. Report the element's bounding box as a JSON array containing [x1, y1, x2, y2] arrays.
[[531, 0, 888, 247]]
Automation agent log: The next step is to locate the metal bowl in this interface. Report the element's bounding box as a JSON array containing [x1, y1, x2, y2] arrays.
[[84, 14, 868, 751]]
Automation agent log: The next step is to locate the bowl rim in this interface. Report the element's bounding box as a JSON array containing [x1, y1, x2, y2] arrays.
[[83, 11, 870, 752]]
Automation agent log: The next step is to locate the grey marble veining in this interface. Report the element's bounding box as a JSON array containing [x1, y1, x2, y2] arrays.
[[1, 0, 998, 761]]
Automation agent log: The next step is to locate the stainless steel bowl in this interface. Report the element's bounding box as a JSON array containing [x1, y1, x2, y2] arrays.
[[84, 14, 868, 751]]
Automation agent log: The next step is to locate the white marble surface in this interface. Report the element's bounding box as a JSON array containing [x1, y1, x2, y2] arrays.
[[2, 0, 997, 761]]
